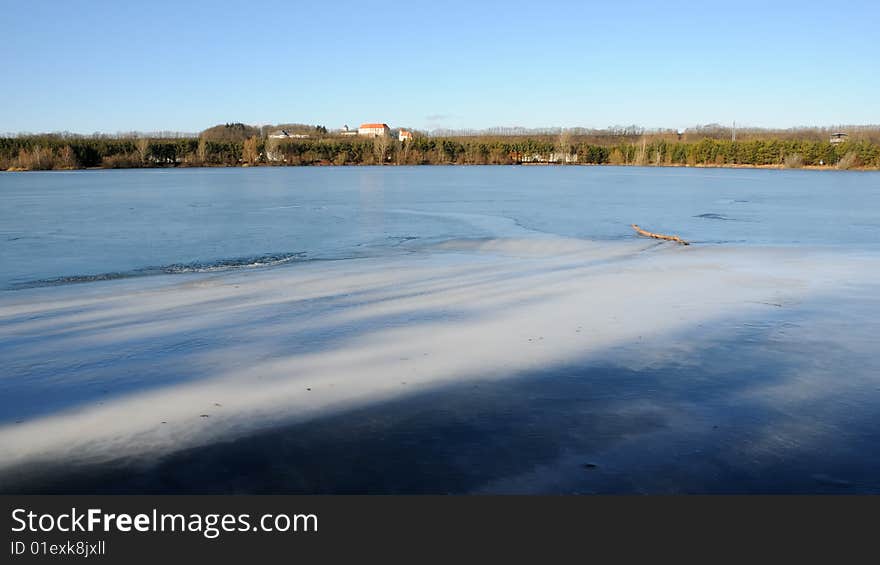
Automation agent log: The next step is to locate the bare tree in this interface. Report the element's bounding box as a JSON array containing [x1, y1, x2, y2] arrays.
[[634, 137, 648, 166], [373, 134, 389, 164], [243, 136, 260, 165], [264, 137, 280, 163], [557, 129, 572, 164], [196, 138, 208, 163], [136, 138, 150, 163]]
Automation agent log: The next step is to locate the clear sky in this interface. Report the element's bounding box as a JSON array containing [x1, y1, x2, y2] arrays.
[[2, 0, 878, 134]]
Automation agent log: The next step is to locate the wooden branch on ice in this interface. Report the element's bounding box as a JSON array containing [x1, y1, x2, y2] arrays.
[[631, 224, 690, 245]]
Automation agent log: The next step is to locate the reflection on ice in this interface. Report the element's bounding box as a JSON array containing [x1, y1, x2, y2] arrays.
[[1, 237, 879, 493]]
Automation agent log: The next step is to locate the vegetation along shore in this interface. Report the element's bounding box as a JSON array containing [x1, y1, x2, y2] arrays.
[[3, 123, 879, 171]]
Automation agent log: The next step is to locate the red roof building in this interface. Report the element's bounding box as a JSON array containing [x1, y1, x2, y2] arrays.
[[358, 123, 390, 137]]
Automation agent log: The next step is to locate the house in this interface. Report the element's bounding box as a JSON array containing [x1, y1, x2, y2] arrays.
[[830, 132, 848, 144], [339, 125, 358, 137], [398, 129, 413, 142], [358, 123, 390, 137]]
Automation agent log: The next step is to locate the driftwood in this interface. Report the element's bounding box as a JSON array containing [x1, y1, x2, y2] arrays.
[[631, 224, 690, 245]]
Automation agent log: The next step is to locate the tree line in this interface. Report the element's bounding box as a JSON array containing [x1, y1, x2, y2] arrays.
[[2, 134, 878, 171]]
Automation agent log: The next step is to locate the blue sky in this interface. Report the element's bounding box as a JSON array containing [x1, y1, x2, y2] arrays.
[[1, 0, 878, 133]]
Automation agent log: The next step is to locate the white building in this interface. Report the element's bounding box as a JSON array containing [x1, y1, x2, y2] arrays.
[[358, 123, 390, 137], [398, 129, 413, 142], [269, 129, 309, 139]]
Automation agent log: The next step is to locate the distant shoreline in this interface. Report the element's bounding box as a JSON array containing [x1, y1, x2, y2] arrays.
[[4, 133, 878, 171], [4, 162, 879, 173]]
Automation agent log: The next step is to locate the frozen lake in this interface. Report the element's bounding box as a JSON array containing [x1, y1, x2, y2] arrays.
[[1, 165, 879, 493]]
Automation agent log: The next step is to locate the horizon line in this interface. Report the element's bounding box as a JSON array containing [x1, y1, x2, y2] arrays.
[[4, 122, 880, 139]]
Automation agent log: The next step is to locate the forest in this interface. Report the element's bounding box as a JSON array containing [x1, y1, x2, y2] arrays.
[[2, 123, 879, 171]]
